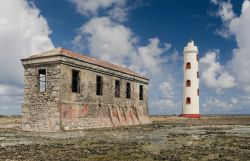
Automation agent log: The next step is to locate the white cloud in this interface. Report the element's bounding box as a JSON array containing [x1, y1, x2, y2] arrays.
[[230, 97, 238, 104], [237, 95, 250, 107], [69, 0, 175, 84], [244, 85, 250, 93], [70, 0, 181, 115], [129, 38, 171, 77], [214, 26, 232, 38], [149, 79, 181, 115], [202, 97, 235, 113], [211, 0, 235, 38], [200, 0, 250, 114], [211, 0, 235, 22], [212, 0, 250, 92], [0, 0, 54, 86], [68, 0, 127, 20], [211, 0, 219, 5], [158, 81, 174, 99], [0, 0, 54, 114], [0, 96, 23, 115], [169, 50, 182, 62], [0, 85, 23, 96], [73, 16, 135, 64], [108, 6, 128, 22], [228, 0, 250, 88], [68, 0, 147, 22], [72, 16, 172, 77], [71, 17, 178, 115], [201, 95, 250, 114], [151, 98, 181, 115], [200, 51, 236, 90]]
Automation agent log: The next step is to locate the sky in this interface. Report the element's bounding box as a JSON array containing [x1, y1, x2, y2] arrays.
[[0, 0, 250, 115]]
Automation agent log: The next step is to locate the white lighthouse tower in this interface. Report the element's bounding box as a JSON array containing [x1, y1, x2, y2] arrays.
[[181, 41, 200, 118]]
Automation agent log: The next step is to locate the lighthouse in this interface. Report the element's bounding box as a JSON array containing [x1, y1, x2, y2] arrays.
[[181, 41, 200, 118]]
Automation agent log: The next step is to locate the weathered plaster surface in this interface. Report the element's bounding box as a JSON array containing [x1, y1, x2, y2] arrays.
[[22, 64, 61, 131], [21, 49, 150, 131]]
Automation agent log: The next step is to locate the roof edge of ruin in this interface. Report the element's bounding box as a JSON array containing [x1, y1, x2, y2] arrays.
[[21, 47, 149, 81]]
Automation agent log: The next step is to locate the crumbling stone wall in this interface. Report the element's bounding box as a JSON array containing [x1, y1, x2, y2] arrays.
[[59, 62, 149, 130], [22, 52, 150, 131], [22, 64, 61, 131]]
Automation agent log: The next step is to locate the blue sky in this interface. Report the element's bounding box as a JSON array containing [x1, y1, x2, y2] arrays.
[[0, 0, 250, 115], [35, 0, 240, 59]]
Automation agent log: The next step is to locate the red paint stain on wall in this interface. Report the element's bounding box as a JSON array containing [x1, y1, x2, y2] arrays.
[[112, 112, 118, 117], [129, 111, 133, 119], [79, 105, 89, 117], [61, 104, 89, 118]]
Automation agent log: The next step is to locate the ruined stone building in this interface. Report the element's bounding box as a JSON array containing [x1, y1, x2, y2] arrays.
[[21, 48, 150, 131]]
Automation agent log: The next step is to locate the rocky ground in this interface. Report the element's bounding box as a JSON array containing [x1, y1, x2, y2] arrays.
[[0, 115, 250, 161]]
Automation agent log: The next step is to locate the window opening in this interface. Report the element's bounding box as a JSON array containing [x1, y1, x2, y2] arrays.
[[115, 80, 120, 97], [96, 76, 103, 95], [186, 62, 191, 69], [186, 97, 191, 104], [186, 80, 191, 87], [38, 69, 46, 92], [139, 85, 143, 100], [72, 70, 80, 93], [126, 82, 131, 98]]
